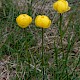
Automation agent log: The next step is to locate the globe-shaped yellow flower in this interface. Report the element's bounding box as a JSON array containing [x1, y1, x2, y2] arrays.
[[58, 0, 66, 1], [35, 15, 51, 28], [53, 0, 70, 13], [16, 14, 32, 28]]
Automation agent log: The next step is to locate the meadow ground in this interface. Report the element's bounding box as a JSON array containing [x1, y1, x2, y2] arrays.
[[0, 0, 80, 80]]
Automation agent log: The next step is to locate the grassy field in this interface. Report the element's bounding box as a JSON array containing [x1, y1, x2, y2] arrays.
[[0, 0, 80, 80]]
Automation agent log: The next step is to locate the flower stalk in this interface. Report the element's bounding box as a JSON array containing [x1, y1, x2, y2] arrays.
[[59, 13, 64, 58], [42, 28, 45, 80]]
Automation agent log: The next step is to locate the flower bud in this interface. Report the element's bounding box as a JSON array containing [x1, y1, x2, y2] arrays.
[[53, 0, 70, 13], [16, 14, 32, 28], [35, 15, 51, 28]]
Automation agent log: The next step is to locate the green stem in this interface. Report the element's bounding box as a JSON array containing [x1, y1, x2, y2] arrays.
[[24, 28, 31, 79], [24, 29, 29, 62], [54, 41, 59, 80], [34, 62, 37, 80], [42, 28, 45, 80], [59, 14, 64, 58], [59, 14, 65, 79]]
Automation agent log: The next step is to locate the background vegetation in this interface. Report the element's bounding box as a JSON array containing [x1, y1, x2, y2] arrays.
[[0, 0, 80, 80]]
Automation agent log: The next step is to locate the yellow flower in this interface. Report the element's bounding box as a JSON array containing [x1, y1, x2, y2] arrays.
[[35, 15, 51, 28], [16, 14, 32, 28], [53, 0, 70, 13], [58, 0, 66, 1]]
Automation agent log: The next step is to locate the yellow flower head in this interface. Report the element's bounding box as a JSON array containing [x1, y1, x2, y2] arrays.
[[53, 0, 70, 13], [35, 15, 51, 28], [16, 14, 32, 28], [58, 0, 66, 1]]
